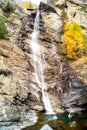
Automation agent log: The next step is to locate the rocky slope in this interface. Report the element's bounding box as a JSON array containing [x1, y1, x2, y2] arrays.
[[0, 0, 87, 130]]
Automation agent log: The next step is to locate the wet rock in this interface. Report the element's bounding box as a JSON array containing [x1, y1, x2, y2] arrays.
[[18, 10, 63, 114]]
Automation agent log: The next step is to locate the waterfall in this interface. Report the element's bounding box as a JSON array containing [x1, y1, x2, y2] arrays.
[[42, 89, 55, 114], [30, 10, 54, 115]]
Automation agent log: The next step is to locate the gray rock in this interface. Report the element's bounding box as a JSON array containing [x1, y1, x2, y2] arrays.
[[0, 0, 16, 4], [68, 0, 87, 5], [65, 1, 87, 34], [40, 124, 53, 130], [47, 0, 55, 7]]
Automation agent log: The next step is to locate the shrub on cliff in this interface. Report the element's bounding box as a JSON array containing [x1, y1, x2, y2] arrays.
[[0, 16, 8, 39], [3, 2, 16, 12], [63, 22, 84, 59]]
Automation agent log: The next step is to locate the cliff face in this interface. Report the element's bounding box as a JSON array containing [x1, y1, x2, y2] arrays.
[[40, 0, 87, 112], [0, 0, 87, 129], [0, 1, 39, 130]]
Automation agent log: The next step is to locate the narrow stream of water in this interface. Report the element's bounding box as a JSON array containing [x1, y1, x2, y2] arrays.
[[30, 10, 54, 114]]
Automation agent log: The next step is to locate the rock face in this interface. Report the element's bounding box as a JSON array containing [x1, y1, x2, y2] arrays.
[[68, 0, 87, 5], [42, 0, 87, 112], [17, 10, 62, 113], [39, 0, 87, 112], [0, 1, 41, 130], [65, 1, 87, 34], [0, 40, 40, 129], [39, 2, 63, 41], [0, 0, 87, 129], [0, 0, 25, 43]]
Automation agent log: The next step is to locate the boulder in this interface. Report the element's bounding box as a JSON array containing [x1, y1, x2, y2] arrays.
[[40, 124, 53, 130]]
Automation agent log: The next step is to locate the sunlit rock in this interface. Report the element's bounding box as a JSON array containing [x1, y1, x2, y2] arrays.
[[68, 0, 87, 5], [40, 124, 53, 130]]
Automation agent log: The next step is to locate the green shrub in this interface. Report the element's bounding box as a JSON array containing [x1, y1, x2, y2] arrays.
[[0, 3, 4, 8], [3, 2, 16, 12], [0, 16, 8, 39], [61, 9, 67, 22]]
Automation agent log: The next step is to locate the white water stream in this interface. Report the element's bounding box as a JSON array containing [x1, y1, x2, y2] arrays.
[[30, 10, 54, 114]]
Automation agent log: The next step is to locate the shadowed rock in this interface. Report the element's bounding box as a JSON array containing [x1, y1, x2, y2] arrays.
[[39, 2, 57, 14]]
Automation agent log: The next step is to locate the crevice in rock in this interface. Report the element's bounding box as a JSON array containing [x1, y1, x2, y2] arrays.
[[0, 69, 12, 76]]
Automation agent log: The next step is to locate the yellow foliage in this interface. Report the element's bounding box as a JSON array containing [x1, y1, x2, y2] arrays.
[[63, 22, 84, 59], [23, 1, 33, 9]]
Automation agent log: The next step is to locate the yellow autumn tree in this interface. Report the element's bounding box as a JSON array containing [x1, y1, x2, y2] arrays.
[[23, 1, 33, 9], [63, 22, 84, 59]]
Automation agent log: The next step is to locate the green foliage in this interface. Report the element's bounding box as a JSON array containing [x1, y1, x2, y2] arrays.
[[0, 14, 15, 24], [83, 35, 87, 54], [3, 2, 16, 12], [0, 14, 9, 22], [80, 7, 87, 14], [0, 3, 4, 8], [0, 16, 8, 39], [61, 9, 67, 22]]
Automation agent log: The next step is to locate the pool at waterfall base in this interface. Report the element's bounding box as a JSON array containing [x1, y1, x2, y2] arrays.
[[22, 110, 87, 130]]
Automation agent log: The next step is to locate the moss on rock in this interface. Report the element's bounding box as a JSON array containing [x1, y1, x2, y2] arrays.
[[0, 16, 8, 39]]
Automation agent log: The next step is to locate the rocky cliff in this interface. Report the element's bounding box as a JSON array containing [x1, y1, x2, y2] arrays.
[[0, 0, 87, 130]]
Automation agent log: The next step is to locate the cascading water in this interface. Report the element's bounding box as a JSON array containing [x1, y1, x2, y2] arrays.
[[30, 10, 54, 115], [42, 89, 55, 114]]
